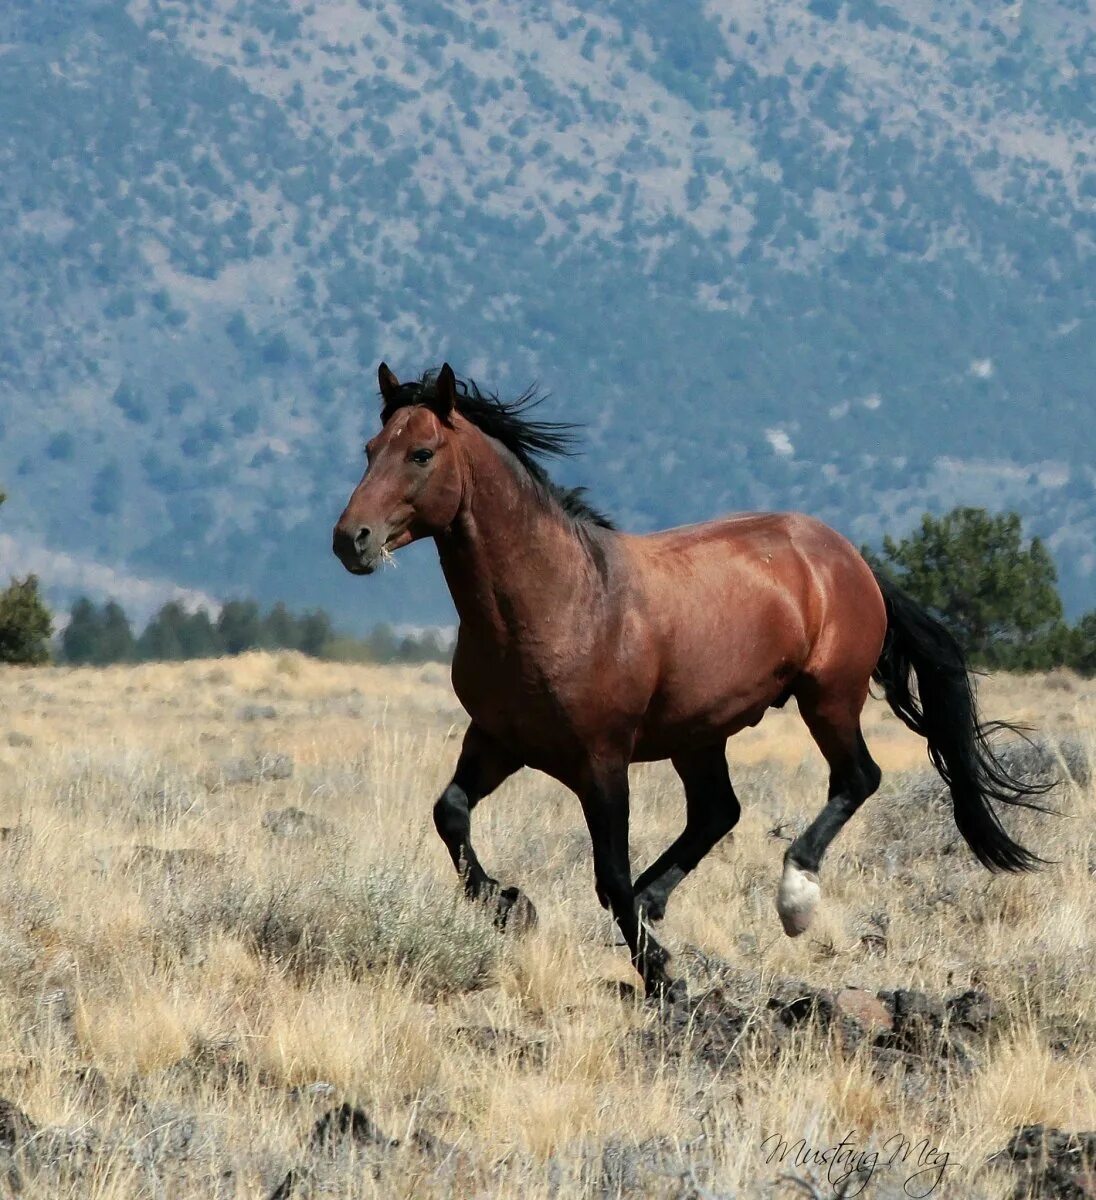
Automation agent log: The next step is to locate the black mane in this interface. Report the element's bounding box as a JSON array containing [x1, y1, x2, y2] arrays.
[[381, 369, 615, 530]]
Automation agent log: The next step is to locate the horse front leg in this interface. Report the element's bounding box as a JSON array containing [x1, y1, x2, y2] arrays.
[[577, 758, 681, 1000], [433, 723, 537, 932]]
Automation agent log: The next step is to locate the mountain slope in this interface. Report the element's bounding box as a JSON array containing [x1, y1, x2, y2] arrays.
[[0, 0, 1093, 625]]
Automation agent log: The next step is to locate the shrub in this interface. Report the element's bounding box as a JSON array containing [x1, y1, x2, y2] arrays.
[[146, 860, 501, 997]]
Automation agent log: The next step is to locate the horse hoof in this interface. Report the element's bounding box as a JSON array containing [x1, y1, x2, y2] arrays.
[[634, 889, 667, 923], [776, 862, 821, 937], [494, 886, 538, 934], [644, 973, 688, 1008]]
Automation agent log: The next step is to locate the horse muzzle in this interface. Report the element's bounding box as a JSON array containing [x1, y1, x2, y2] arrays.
[[332, 522, 382, 575], [332, 522, 414, 574]]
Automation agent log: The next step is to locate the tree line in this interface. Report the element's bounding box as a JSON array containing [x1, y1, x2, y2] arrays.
[[0, 499, 1092, 672], [56, 597, 451, 666]]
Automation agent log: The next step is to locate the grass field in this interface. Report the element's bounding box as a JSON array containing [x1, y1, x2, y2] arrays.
[[0, 654, 1092, 1198]]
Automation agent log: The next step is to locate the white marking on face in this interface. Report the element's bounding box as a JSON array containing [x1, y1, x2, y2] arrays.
[[776, 862, 821, 937]]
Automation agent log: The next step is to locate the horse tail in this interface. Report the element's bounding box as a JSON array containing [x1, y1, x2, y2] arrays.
[[870, 570, 1054, 872]]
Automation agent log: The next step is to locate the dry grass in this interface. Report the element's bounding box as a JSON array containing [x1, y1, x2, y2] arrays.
[[0, 653, 1092, 1197]]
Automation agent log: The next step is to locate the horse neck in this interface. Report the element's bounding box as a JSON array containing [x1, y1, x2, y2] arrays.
[[435, 434, 607, 643]]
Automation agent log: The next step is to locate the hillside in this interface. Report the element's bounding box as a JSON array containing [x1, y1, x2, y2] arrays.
[[0, 0, 1093, 625]]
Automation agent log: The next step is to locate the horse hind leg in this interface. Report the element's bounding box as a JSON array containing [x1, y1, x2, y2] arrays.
[[777, 685, 881, 938], [633, 743, 740, 922]]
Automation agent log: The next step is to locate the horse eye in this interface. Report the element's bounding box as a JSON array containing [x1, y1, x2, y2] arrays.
[[410, 448, 434, 466]]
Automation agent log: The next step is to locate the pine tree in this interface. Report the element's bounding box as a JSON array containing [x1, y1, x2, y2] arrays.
[[61, 597, 103, 664], [0, 492, 53, 664], [217, 600, 262, 654], [0, 575, 53, 665], [365, 623, 399, 663], [180, 609, 222, 659], [137, 602, 188, 661], [261, 601, 299, 650], [872, 508, 1065, 667], [296, 610, 333, 658], [98, 601, 136, 664], [1069, 612, 1096, 675]]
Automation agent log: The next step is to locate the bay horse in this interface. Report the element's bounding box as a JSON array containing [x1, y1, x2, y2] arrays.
[[333, 364, 1050, 998]]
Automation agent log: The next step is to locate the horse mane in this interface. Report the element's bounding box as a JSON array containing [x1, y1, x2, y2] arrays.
[[381, 369, 616, 530]]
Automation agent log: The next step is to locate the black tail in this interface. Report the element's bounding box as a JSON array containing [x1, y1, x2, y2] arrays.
[[871, 570, 1054, 872]]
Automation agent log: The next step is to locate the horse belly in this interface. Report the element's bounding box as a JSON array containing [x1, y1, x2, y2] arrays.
[[633, 673, 791, 760], [631, 592, 807, 759]]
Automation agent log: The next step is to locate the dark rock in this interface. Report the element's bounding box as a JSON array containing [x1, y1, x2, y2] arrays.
[[768, 980, 837, 1030], [310, 1104, 397, 1151], [945, 988, 995, 1035], [766, 982, 895, 1052], [272, 1106, 469, 1199], [493, 885, 538, 933], [5, 732, 32, 748], [878, 988, 947, 1054], [988, 1124, 1096, 1199], [31, 1124, 99, 1171], [647, 988, 756, 1068], [873, 987, 988, 1069], [0, 1098, 35, 1152], [870, 1046, 928, 1075], [261, 807, 334, 838]]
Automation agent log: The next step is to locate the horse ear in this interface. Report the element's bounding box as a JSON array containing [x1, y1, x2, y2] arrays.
[[431, 363, 457, 419], [378, 362, 400, 407]]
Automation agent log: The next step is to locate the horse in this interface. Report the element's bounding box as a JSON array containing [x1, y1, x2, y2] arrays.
[[333, 363, 1051, 998]]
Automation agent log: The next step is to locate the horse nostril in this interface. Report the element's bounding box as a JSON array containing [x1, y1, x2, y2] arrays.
[[352, 526, 372, 554], [332, 526, 357, 559]]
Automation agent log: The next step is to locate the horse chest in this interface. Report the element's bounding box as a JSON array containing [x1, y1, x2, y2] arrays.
[[450, 641, 592, 751]]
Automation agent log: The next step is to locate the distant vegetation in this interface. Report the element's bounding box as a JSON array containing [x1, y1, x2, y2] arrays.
[[56, 597, 451, 667], [866, 507, 1095, 675], [0, 489, 52, 664]]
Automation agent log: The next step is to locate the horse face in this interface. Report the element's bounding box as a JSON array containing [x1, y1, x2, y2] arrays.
[[333, 402, 463, 575]]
